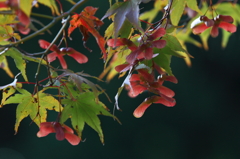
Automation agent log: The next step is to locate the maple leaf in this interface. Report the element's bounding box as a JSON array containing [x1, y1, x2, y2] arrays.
[[68, 6, 107, 60], [99, 48, 130, 82], [104, 19, 133, 41], [3, 88, 62, 133], [0, 14, 20, 44], [60, 91, 116, 144], [37, 0, 60, 15], [101, 0, 144, 40], [1, 0, 60, 26], [151, 33, 193, 75], [19, 0, 60, 19], [0, 0, 31, 26], [0, 48, 28, 81], [0, 55, 14, 78], [175, 26, 202, 48], [0, 76, 22, 107], [153, 51, 173, 75], [162, 34, 191, 58], [168, 30, 194, 67], [1, 47, 46, 81], [140, 0, 168, 24], [58, 70, 102, 99], [171, 0, 201, 26]]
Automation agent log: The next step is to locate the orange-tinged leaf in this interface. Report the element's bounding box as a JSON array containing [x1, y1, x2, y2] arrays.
[[68, 6, 106, 59]]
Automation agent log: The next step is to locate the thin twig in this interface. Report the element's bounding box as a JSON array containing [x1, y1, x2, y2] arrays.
[[153, 0, 174, 30], [31, 12, 54, 20], [35, 15, 71, 87]]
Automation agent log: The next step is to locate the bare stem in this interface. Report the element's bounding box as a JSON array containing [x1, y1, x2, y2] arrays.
[[31, 13, 54, 20]]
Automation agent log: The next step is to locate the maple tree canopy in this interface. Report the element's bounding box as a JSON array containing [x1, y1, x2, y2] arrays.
[[0, 0, 238, 147]]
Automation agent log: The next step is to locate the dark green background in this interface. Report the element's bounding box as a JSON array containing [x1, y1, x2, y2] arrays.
[[1, 1, 240, 159]]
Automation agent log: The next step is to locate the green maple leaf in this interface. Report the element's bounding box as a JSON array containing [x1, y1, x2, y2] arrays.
[[153, 33, 194, 74], [3, 88, 62, 133], [153, 51, 173, 75], [140, 0, 168, 23], [162, 34, 189, 58], [60, 91, 116, 144], [0, 47, 47, 81], [171, 0, 201, 26], [0, 48, 28, 81], [100, 48, 131, 82], [102, 0, 144, 39], [175, 28, 202, 48]]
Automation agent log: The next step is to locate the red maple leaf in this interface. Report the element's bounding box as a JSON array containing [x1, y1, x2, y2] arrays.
[[68, 6, 107, 60]]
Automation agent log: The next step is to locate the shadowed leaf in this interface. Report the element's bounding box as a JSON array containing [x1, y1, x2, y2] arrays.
[[102, 1, 143, 40]]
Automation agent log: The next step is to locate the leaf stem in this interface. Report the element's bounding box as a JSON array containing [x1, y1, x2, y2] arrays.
[[31, 12, 54, 20]]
